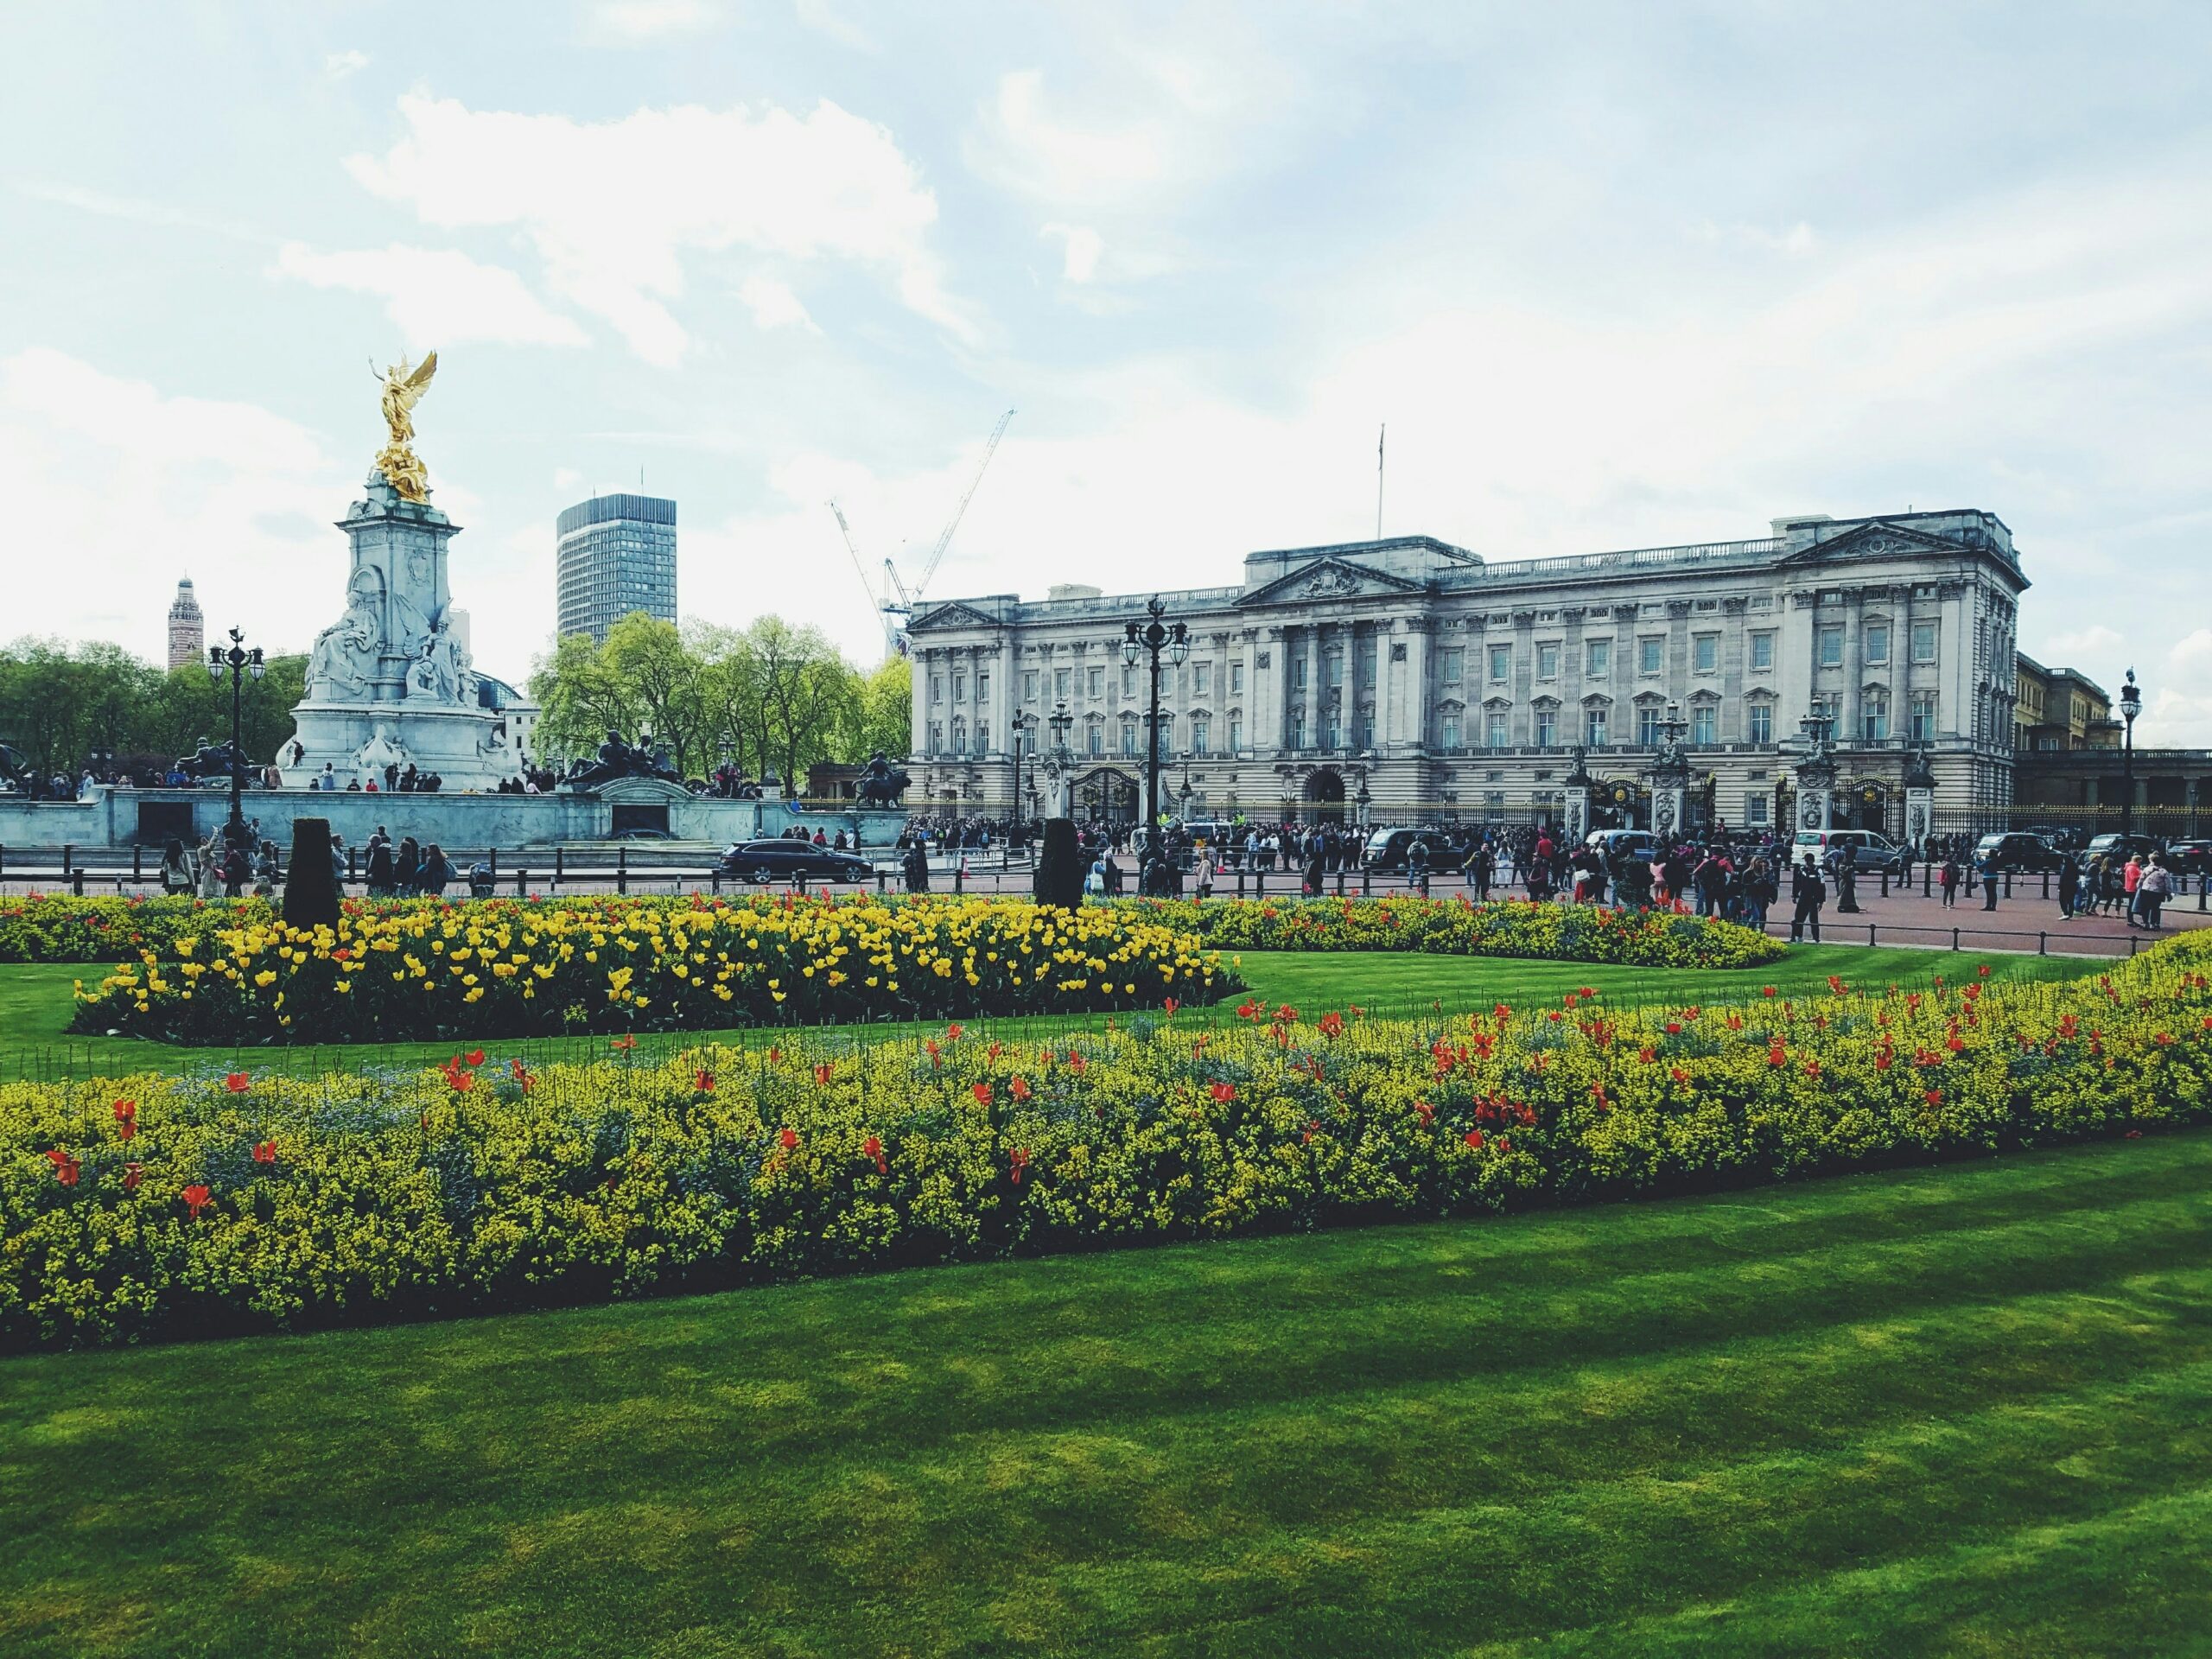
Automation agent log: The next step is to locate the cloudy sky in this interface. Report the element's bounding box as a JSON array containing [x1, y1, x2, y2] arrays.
[[5, 2, 2210, 739]]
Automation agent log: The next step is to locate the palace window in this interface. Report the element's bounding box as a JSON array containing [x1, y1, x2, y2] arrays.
[[1193, 663, 1211, 696], [1292, 658, 1307, 691], [1021, 670, 1037, 702], [1536, 641, 1560, 678], [1325, 709, 1343, 748], [1087, 720, 1103, 756], [1750, 632, 1774, 671], [1637, 705, 1662, 746], [1693, 633, 1719, 673], [1441, 647, 1465, 684], [1865, 625, 1890, 665], [1817, 626, 1843, 666], [1486, 711, 1510, 749], [1747, 702, 1773, 744], [1192, 715, 1210, 753], [1535, 709, 1557, 749], [1325, 652, 1344, 690], [1229, 661, 1244, 695], [1586, 706, 1608, 746], [1087, 666, 1103, 699], [1911, 621, 1938, 663], [1586, 639, 1611, 677], [1745, 793, 1769, 826], [1357, 710, 1374, 749], [1440, 711, 1460, 748], [952, 674, 966, 702], [1053, 668, 1071, 702], [1692, 704, 1716, 745], [927, 721, 942, 753], [1639, 637, 1663, 675], [1864, 690, 1890, 741], [1228, 716, 1243, 750], [1488, 644, 1511, 682], [951, 720, 967, 755], [1121, 665, 1137, 698], [1910, 692, 1938, 741], [1290, 709, 1306, 747], [930, 675, 944, 703], [976, 671, 989, 702], [1120, 718, 1138, 757], [975, 723, 990, 753]]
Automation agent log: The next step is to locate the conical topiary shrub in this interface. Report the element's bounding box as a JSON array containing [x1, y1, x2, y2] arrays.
[[283, 817, 341, 929], [1033, 818, 1085, 911]]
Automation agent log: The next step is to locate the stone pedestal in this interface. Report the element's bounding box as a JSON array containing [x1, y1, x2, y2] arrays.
[[1561, 747, 1592, 844], [282, 472, 516, 791], [1795, 757, 1837, 834]]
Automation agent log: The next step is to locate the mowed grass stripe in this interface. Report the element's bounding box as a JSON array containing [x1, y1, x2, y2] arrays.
[[1, 1134, 2206, 1657]]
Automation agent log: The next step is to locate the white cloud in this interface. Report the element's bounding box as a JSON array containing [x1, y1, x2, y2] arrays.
[[2147, 629, 2212, 747], [2040, 624, 2125, 662], [1042, 223, 1103, 283], [270, 242, 589, 349], [325, 48, 369, 79], [345, 92, 972, 364], [737, 275, 817, 332], [587, 0, 721, 41], [554, 467, 582, 493], [0, 350, 352, 671], [791, 0, 874, 51], [975, 71, 1166, 209], [1694, 219, 1816, 257]]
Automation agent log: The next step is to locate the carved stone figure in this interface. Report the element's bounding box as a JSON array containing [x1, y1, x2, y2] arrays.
[[407, 613, 474, 704], [308, 568, 383, 699], [561, 731, 683, 790], [353, 722, 409, 777]]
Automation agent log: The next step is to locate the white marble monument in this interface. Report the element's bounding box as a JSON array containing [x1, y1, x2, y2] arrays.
[[279, 471, 517, 790]]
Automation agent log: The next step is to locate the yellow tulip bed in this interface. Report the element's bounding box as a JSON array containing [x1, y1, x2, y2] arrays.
[[9, 934, 2209, 1349], [68, 895, 1235, 1045]]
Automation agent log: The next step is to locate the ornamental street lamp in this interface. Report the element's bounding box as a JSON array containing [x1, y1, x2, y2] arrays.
[[1122, 595, 1188, 855], [1040, 700, 1075, 818], [206, 626, 264, 845], [2119, 667, 2142, 837], [1011, 709, 1039, 828]]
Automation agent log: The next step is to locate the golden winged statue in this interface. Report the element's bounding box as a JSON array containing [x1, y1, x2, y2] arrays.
[[370, 351, 438, 501]]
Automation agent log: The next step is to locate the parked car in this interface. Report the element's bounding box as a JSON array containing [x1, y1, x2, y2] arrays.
[[1363, 826, 1453, 873], [2082, 832, 2166, 867], [2162, 837, 2212, 877], [715, 838, 874, 884], [1971, 831, 2068, 874], [1790, 829, 1909, 876], [1584, 829, 1662, 868], [2024, 823, 2090, 853]]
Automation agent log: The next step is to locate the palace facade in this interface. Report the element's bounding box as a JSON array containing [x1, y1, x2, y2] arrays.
[[905, 509, 2026, 837]]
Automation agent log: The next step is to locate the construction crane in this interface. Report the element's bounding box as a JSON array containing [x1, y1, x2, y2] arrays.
[[829, 408, 1015, 658]]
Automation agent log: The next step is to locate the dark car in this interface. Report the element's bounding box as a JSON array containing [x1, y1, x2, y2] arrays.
[[2158, 838, 2212, 877], [2082, 832, 2165, 867], [1363, 826, 1453, 873], [715, 838, 874, 884], [1972, 832, 2067, 874]]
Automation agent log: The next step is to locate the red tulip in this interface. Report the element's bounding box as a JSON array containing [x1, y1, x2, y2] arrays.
[[612, 1034, 637, 1052], [112, 1098, 137, 1123], [252, 1141, 276, 1165], [1162, 998, 1179, 1018], [862, 1133, 887, 1174], [696, 1070, 715, 1093], [1464, 1128, 1484, 1151], [124, 1161, 143, 1192], [1413, 1099, 1433, 1124], [181, 1183, 212, 1218], [779, 1126, 799, 1150], [224, 1072, 251, 1093], [1009, 1077, 1031, 1102], [43, 1148, 79, 1186], [814, 1063, 835, 1086], [973, 1082, 995, 1106], [464, 1047, 486, 1068], [946, 1022, 964, 1043], [1008, 1147, 1030, 1185], [1211, 1082, 1237, 1104]]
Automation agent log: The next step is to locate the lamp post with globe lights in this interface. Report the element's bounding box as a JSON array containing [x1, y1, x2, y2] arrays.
[[207, 626, 264, 847], [2119, 668, 2142, 839], [1122, 595, 1188, 870]]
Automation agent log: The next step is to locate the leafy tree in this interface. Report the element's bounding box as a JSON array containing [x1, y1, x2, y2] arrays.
[[602, 613, 708, 776], [528, 631, 640, 766], [856, 655, 912, 761]]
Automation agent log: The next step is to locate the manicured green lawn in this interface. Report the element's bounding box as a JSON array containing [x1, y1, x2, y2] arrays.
[[3, 1130, 2207, 1656], [1, 944, 2087, 1082]]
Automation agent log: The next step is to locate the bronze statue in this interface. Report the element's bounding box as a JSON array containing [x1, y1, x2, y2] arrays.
[[855, 751, 911, 809]]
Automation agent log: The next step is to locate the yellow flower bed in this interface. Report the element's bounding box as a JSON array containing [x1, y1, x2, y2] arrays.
[[70, 895, 1234, 1045], [10, 935, 2211, 1349]]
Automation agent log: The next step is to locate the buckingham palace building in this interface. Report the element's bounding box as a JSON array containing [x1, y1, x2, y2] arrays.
[[904, 508, 2025, 837]]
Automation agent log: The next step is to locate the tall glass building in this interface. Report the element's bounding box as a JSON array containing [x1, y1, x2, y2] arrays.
[[556, 493, 678, 644]]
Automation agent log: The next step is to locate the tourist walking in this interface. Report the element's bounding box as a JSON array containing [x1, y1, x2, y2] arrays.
[[2056, 856, 2079, 920], [365, 834, 395, 898], [2135, 857, 2171, 930], [417, 842, 455, 897], [1939, 856, 1961, 907], [158, 836, 196, 895], [2122, 855, 2145, 925], [1789, 855, 1827, 944], [393, 836, 423, 897]]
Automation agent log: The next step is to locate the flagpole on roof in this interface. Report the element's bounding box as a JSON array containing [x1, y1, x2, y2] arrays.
[[1376, 423, 1386, 542]]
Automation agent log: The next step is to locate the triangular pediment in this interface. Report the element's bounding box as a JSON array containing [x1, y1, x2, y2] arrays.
[[1775, 520, 1963, 567], [1236, 556, 1424, 607], [906, 601, 1002, 634]]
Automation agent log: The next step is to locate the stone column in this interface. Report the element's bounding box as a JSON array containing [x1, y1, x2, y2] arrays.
[[1374, 619, 1395, 754], [1796, 754, 1837, 834]]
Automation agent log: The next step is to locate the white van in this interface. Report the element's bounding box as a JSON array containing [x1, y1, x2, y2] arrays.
[[1790, 829, 1906, 875]]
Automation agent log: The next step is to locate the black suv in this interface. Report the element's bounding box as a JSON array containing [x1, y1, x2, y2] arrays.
[[715, 838, 874, 884], [1972, 832, 2067, 874]]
